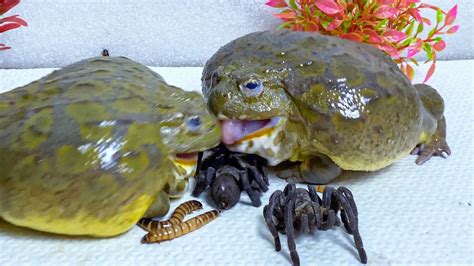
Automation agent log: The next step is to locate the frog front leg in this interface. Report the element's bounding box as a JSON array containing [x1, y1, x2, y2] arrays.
[[273, 154, 342, 184], [412, 84, 451, 165], [142, 191, 170, 218]]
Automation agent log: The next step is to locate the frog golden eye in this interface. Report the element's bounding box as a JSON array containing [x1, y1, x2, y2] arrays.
[[186, 116, 202, 132], [240, 79, 263, 97]]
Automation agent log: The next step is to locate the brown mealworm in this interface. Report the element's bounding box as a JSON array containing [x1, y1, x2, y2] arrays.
[[141, 210, 219, 243], [137, 200, 203, 232]]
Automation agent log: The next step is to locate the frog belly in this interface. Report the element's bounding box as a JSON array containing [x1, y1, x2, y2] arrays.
[[2, 194, 154, 237]]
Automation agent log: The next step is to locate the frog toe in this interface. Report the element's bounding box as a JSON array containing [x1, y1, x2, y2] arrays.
[[299, 155, 342, 184], [142, 192, 170, 218], [414, 139, 451, 165]]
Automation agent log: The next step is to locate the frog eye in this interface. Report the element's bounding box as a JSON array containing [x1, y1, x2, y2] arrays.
[[239, 79, 263, 97], [186, 116, 202, 132]]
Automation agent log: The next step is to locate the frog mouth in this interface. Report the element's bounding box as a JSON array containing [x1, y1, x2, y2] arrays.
[[174, 152, 199, 165], [221, 117, 281, 145]]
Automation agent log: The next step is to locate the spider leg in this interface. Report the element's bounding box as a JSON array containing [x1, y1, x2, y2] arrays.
[[309, 202, 323, 229], [241, 169, 262, 207], [321, 186, 342, 226], [249, 165, 269, 192], [194, 151, 204, 177], [300, 212, 310, 234], [283, 183, 297, 197], [307, 185, 322, 204], [322, 186, 335, 208], [263, 192, 282, 251], [339, 186, 358, 216], [334, 189, 367, 264], [235, 156, 269, 192], [254, 157, 270, 186], [320, 209, 336, 230], [192, 166, 216, 197], [285, 191, 300, 266]]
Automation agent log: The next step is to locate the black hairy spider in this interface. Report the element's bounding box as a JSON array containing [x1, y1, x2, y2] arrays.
[[192, 144, 269, 209], [263, 183, 367, 266]]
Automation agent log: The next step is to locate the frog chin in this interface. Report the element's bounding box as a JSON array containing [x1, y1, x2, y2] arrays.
[[221, 117, 289, 166], [173, 152, 198, 174], [173, 152, 199, 177], [167, 152, 198, 197]]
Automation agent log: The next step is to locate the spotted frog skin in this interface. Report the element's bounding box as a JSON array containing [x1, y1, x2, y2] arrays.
[[0, 56, 220, 236], [202, 30, 450, 184]]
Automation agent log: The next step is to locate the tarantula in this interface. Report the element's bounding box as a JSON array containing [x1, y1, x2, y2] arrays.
[[263, 183, 367, 266], [192, 144, 269, 209]]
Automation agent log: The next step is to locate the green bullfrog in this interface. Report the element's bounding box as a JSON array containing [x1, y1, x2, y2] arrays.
[[202, 30, 450, 184], [0, 56, 220, 237]]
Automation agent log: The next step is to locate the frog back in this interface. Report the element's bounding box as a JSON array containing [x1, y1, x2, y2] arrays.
[[0, 57, 173, 236], [219, 30, 422, 170], [274, 31, 422, 170]]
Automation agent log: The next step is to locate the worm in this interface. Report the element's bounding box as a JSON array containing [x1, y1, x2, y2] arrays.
[[141, 210, 219, 243], [137, 200, 203, 232]]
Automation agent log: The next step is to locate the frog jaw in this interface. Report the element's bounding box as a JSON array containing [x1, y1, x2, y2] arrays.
[[221, 117, 291, 166], [174, 152, 199, 176], [166, 153, 199, 198]]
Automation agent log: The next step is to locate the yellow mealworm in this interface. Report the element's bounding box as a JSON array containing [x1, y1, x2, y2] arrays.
[[315, 185, 326, 193], [137, 200, 203, 232], [141, 210, 219, 244]]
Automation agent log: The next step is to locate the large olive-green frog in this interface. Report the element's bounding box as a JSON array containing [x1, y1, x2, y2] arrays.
[[202, 30, 450, 184], [0, 56, 220, 236]]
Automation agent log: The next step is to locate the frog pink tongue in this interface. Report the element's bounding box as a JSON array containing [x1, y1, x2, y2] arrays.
[[222, 120, 245, 144], [221, 119, 269, 144]]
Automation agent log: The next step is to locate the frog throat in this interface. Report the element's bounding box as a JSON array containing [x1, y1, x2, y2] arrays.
[[167, 153, 198, 197], [222, 117, 288, 166], [172, 153, 198, 178]]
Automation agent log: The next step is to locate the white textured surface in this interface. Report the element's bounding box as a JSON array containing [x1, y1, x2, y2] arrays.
[[0, 0, 472, 69], [0, 60, 473, 265]]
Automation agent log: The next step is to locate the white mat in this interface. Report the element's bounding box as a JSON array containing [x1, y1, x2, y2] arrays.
[[0, 61, 473, 265]]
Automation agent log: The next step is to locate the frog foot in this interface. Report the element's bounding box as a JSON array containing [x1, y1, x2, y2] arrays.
[[412, 115, 451, 165], [411, 139, 451, 165], [276, 155, 342, 184]]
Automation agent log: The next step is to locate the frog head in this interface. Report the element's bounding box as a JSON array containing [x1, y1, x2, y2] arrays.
[[202, 58, 299, 166], [156, 88, 221, 177]]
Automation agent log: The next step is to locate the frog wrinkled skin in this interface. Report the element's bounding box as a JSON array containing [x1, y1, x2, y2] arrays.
[[0, 56, 220, 237], [202, 30, 450, 184]]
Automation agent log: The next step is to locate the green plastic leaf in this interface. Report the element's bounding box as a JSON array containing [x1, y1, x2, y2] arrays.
[[423, 43, 433, 59], [427, 27, 436, 38], [405, 21, 416, 36], [289, 0, 298, 10], [341, 20, 351, 33], [408, 58, 419, 66], [321, 20, 330, 29], [400, 37, 414, 47], [416, 22, 424, 33], [277, 21, 294, 30], [376, 19, 388, 29], [436, 9, 443, 24]]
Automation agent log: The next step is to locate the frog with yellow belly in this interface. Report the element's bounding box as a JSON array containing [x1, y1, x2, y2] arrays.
[[0, 56, 220, 237], [202, 30, 451, 184]]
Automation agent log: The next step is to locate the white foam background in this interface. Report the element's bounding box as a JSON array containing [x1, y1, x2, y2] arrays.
[[0, 60, 473, 265], [0, 0, 472, 69]]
